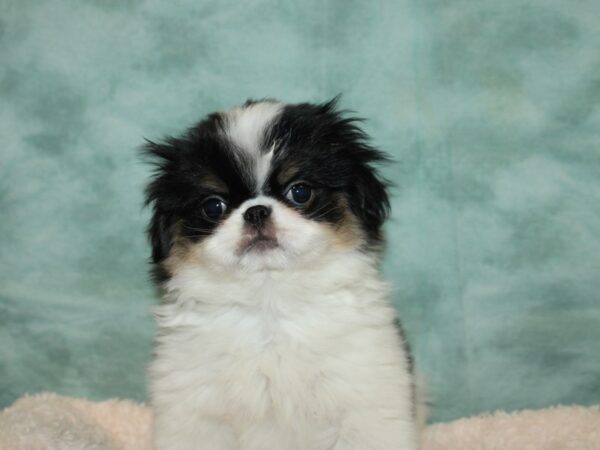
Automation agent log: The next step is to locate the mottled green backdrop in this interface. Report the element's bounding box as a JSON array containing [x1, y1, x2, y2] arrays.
[[1, 0, 599, 423]]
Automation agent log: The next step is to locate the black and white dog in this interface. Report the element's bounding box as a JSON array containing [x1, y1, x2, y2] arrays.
[[144, 99, 420, 450]]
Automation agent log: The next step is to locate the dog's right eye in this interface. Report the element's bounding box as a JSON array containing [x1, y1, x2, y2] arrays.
[[201, 196, 228, 220]]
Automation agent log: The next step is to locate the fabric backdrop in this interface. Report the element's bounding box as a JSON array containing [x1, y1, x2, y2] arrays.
[[1, 0, 599, 423]]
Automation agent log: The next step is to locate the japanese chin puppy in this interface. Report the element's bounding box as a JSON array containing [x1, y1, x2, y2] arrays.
[[144, 99, 420, 450]]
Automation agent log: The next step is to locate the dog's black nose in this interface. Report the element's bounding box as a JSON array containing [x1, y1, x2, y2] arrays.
[[243, 205, 272, 228]]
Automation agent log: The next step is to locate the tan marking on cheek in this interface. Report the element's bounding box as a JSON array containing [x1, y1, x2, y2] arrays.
[[324, 196, 366, 250], [162, 224, 203, 275], [328, 212, 365, 249]]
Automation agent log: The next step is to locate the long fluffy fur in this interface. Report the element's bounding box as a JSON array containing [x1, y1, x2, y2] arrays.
[[144, 99, 419, 450]]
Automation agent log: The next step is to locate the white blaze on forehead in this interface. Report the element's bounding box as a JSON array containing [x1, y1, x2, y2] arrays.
[[222, 101, 284, 190]]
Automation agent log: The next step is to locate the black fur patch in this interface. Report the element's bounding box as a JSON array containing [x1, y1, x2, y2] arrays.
[[142, 113, 253, 268], [264, 99, 390, 242]]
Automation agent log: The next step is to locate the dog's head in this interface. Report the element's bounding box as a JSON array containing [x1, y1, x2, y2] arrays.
[[144, 99, 389, 282]]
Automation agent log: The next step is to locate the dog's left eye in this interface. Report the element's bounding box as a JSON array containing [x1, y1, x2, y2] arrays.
[[285, 183, 312, 205], [202, 196, 227, 220]]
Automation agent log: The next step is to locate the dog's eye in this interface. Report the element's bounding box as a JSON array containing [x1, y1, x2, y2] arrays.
[[202, 196, 227, 220], [285, 183, 312, 205]]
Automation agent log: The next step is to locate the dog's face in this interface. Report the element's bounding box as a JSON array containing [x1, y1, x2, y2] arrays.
[[144, 99, 389, 281]]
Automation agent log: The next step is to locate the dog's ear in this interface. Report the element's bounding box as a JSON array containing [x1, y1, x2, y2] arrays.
[[313, 98, 391, 244], [142, 140, 180, 265], [148, 210, 175, 264], [348, 161, 390, 243]]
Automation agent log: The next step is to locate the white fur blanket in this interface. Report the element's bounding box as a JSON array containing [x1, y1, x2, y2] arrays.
[[1, 393, 599, 449]]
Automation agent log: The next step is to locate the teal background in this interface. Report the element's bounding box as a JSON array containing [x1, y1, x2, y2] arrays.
[[1, 0, 599, 423]]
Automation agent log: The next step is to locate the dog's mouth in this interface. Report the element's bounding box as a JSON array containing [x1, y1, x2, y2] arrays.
[[238, 233, 279, 254], [244, 237, 279, 252]]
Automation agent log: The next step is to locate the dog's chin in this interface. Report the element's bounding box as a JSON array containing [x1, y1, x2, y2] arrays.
[[237, 247, 290, 272]]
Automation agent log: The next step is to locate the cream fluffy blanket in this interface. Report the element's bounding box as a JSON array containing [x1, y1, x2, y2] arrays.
[[1, 393, 599, 450]]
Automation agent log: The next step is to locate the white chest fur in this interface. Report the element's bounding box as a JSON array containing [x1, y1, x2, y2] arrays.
[[150, 254, 418, 450]]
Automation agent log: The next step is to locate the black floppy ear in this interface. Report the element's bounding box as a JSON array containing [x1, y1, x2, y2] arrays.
[[310, 97, 391, 243], [141, 139, 180, 264], [148, 210, 175, 264], [348, 162, 390, 243]]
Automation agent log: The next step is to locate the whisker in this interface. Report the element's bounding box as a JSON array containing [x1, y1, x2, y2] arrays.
[[309, 203, 335, 216], [182, 225, 215, 234], [181, 234, 211, 239], [309, 205, 345, 221], [200, 217, 222, 225]]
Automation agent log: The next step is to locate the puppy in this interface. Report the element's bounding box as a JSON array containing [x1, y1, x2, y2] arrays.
[[144, 99, 419, 450]]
